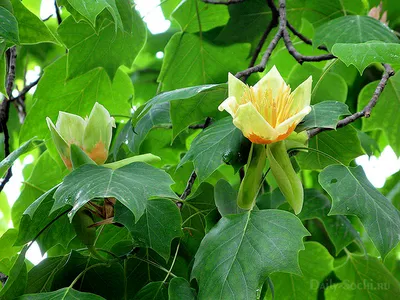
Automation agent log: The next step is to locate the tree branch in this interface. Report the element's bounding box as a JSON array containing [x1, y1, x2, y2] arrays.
[[54, 0, 62, 24], [202, 0, 245, 4], [0, 46, 17, 192], [278, 0, 335, 64], [286, 21, 328, 51], [308, 64, 395, 139]]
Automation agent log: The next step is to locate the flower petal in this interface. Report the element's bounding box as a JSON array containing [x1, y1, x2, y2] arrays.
[[289, 76, 312, 115], [275, 105, 311, 136], [55, 112, 86, 146], [47, 117, 71, 168], [228, 72, 247, 101], [233, 102, 277, 144], [218, 96, 239, 117], [83, 103, 115, 153], [254, 65, 287, 99]]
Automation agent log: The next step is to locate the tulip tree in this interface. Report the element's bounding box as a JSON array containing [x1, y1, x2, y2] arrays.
[[1, 0, 400, 299]]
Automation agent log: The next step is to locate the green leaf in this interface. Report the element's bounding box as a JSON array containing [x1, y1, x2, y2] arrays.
[[298, 189, 360, 254], [172, 0, 229, 33], [62, 0, 122, 30], [114, 198, 182, 261], [168, 277, 196, 300], [134, 282, 168, 300], [25, 256, 67, 293], [15, 186, 75, 253], [296, 126, 364, 170], [296, 101, 351, 132], [319, 165, 400, 257], [325, 253, 400, 299], [57, 7, 145, 79], [0, 137, 38, 177], [288, 64, 348, 104], [0, 6, 19, 44], [267, 242, 334, 300], [94, 224, 130, 251], [17, 288, 106, 299], [52, 162, 177, 221], [0, 246, 27, 300], [191, 209, 309, 299], [178, 117, 248, 181], [332, 42, 400, 74], [11, 0, 59, 45], [214, 179, 245, 216], [313, 15, 399, 51], [0, 229, 22, 260], [158, 33, 249, 91], [20, 56, 132, 142], [358, 72, 400, 155]]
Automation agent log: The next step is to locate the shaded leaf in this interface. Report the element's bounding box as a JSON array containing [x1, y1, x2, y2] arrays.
[[214, 179, 245, 216], [114, 199, 182, 261], [134, 282, 168, 300], [325, 253, 400, 299], [191, 209, 309, 299], [298, 189, 360, 254], [178, 117, 248, 181], [168, 277, 196, 300], [52, 162, 177, 221], [0, 6, 19, 44], [0, 246, 27, 300], [358, 72, 400, 155], [17, 288, 106, 299], [319, 165, 400, 257], [267, 242, 334, 300], [296, 126, 364, 170]]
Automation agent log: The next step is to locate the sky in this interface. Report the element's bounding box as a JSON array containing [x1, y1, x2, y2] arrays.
[[3, 0, 400, 265]]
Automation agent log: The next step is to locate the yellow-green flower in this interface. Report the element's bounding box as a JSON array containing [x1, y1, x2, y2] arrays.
[[219, 66, 312, 144], [46, 103, 115, 169]]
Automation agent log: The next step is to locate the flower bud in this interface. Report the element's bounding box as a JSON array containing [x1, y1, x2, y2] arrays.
[[46, 102, 115, 169]]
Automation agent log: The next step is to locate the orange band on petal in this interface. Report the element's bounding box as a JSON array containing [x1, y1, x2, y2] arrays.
[[247, 124, 297, 145]]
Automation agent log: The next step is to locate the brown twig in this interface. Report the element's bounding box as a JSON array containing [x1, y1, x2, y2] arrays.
[[308, 64, 395, 139], [278, 0, 335, 64], [0, 47, 17, 192], [201, 0, 244, 4], [286, 21, 328, 51], [54, 0, 62, 24]]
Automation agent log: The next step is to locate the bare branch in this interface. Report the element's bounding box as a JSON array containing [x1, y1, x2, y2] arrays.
[[308, 64, 395, 138], [202, 0, 245, 4], [54, 0, 62, 24], [286, 21, 328, 51], [0, 46, 17, 192], [279, 0, 335, 64]]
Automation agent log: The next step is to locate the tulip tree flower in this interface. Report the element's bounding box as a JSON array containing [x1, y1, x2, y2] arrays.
[[46, 102, 115, 169], [219, 66, 312, 214]]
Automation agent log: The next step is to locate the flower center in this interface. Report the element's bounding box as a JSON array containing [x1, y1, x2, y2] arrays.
[[241, 84, 296, 128]]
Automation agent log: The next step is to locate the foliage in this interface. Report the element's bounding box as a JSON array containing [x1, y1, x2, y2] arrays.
[[0, 0, 400, 299]]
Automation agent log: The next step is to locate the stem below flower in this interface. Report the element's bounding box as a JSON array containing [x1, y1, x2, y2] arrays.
[[266, 140, 303, 214], [237, 143, 266, 209]]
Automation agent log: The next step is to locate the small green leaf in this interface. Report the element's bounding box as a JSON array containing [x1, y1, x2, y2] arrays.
[[0, 6, 19, 44], [296, 101, 351, 132], [325, 253, 400, 299], [134, 282, 168, 300], [70, 144, 96, 169], [114, 199, 182, 261], [52, 163, 177, 221], [332, 42, 400, 74], [313, 15, 399, 51], [214, 179, 245, 216], [17, 288, 106, 299], [191, 209, 309, 299], [319, 165, 400, 257], [168, 277, 196, 300], [178, 117, 248, 181]]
